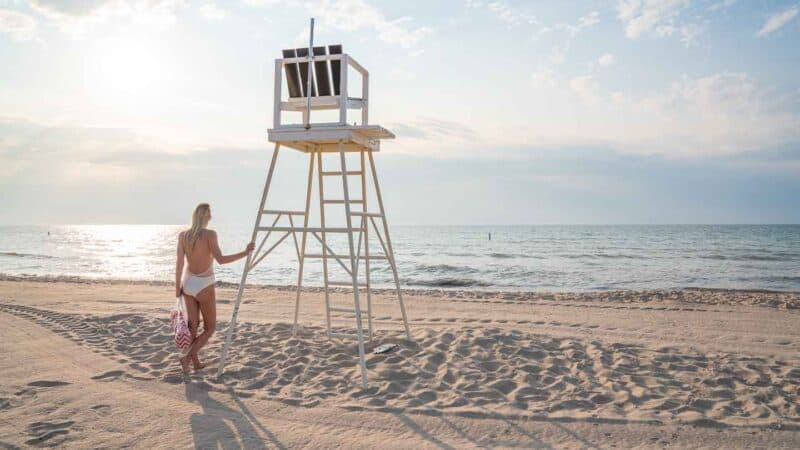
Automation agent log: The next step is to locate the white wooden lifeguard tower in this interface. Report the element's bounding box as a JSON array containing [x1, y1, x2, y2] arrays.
[[217, 21, 411, 387]]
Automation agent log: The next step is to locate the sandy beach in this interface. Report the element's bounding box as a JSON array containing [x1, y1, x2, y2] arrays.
[[0, 277, 798, 448]]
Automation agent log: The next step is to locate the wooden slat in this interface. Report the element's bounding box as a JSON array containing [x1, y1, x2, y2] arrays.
[[313, 46, 332, 96], [295, 47, 316, 97], [282, 49, 302, 98], [329, 44, 342, 95]]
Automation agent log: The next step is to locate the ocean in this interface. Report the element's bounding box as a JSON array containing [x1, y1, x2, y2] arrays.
[[1, 224, 799, 292]]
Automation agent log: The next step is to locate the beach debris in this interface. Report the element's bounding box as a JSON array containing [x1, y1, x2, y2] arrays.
[[373, 343, 399, 355]]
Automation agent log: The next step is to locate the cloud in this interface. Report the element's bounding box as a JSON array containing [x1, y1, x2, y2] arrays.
[[578, 11, 600, 27], [609, 72, 799, 155], [466, 0, 537, 27], [385, 117, 481, 154], [27, 0, 186, 33], [598, 53, 616, 66], [495, 71, 800, 159], [756, 6, 798, 37], [530, 69, 557, 88], [568, 75, 599, 105], [708, 0, 736, 12], [617, 0, 691, 39], [0, 116, 266, 186], [199, 2, 225, 20], [301, 0, 432, 48], [0, 8, 37, 42], [679, 22, 704, 45]]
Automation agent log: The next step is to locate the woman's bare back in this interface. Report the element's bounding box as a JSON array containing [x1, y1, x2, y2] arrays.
[[181, 229, 217, 274]]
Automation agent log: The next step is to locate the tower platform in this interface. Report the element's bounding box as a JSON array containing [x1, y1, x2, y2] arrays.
[[267, 124, 394, 152]]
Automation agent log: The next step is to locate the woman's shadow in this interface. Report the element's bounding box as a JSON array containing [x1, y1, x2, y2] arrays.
[[185, 382, 273, 450]]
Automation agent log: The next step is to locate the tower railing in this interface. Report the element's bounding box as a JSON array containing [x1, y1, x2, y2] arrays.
[[273, 47, 369, 129]]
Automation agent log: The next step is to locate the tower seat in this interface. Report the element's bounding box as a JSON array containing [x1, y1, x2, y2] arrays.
[[273, 44, 372, 129]]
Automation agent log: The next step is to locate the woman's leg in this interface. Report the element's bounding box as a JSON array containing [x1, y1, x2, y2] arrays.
[[184, 286, 216, 368], [183, 294, 205, 370], [183, 294, 200, 341], [178, 293, 200, 374]]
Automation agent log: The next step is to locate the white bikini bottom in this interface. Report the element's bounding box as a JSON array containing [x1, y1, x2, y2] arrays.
[[182, 267, 215, 297]]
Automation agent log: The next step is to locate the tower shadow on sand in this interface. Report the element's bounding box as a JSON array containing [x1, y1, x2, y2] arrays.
[[185, 382, 285, 449]]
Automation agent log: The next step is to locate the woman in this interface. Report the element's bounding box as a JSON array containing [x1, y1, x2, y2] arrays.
[[176, 203, 254, 373]]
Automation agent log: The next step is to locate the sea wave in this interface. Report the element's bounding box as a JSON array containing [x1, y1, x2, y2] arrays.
[[0, 251, 56, 260], [558, 253, 646, 260], [404, 277, 491, 288], [414, 264, 480, 274], [699, 254, 793, 262]]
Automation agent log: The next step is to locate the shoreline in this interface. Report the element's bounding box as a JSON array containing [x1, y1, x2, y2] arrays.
[[2, 273, 799, 309]]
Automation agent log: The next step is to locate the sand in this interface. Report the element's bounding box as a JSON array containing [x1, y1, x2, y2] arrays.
[[1, 278, 799, 448]]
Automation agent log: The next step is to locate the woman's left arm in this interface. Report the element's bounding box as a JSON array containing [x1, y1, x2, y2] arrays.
[[210, 231, 255, 265]]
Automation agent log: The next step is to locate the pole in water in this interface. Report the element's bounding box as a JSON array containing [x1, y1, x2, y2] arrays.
[[489, 232, 491, 241], [304, 17, 314, 130]]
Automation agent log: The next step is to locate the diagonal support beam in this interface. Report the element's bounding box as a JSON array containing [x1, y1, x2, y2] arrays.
[[310, 231, 352, 276], [248, 231, 291, 271]]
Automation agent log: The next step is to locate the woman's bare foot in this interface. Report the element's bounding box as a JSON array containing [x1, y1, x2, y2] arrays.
[[192, 355, 206, 371], [180, 355, 191, 374]]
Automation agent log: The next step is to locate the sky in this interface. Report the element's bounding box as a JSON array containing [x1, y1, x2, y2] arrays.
[[1, 0, 799, 225]]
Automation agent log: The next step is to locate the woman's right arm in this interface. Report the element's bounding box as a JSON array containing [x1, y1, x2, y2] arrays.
[[209, 231, 254, 264], [175, 232, 185, 297]]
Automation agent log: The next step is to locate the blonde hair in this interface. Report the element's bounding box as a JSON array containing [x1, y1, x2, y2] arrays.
[[185, 203, 210, 249]]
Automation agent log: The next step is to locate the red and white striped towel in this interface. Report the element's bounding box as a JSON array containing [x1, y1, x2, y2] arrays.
[[170, 296, 192, 349]]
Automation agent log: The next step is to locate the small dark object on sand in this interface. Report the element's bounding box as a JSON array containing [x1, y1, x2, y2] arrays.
[[374, 343, 399, 354]]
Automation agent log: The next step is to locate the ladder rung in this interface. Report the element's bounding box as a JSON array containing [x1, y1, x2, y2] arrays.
[[321, 171, 362, 176], [305, 254, 387, 260], [304, 254, 344, 259], [323, 200, 364, 204], [256, 226, 362, 233], [349, 212, 383, 218], [262, 209, 305, 215]]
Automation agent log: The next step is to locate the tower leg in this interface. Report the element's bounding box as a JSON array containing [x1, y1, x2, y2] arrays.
[[217, 144, 281, 379], [367, 150, 412, 341], [360, 150, 373, 342], [340, 142, 369, 388], [316, 150, 332, 338], [292, 151, 316, 336]]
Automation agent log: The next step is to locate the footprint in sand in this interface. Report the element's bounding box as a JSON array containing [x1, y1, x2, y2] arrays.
[[91, 370, 155, 382], [25, 421, 75, 447], [14, 380, 71, 399], [91, 370, 127, 381], [90, 404, 111, 416], [27, 380, 70, 388]]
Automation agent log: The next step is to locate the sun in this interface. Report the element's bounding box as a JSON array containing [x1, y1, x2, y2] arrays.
[[84, 35, 165, 101]]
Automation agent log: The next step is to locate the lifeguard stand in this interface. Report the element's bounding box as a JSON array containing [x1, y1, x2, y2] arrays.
[[217, 29, 411, 388]]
